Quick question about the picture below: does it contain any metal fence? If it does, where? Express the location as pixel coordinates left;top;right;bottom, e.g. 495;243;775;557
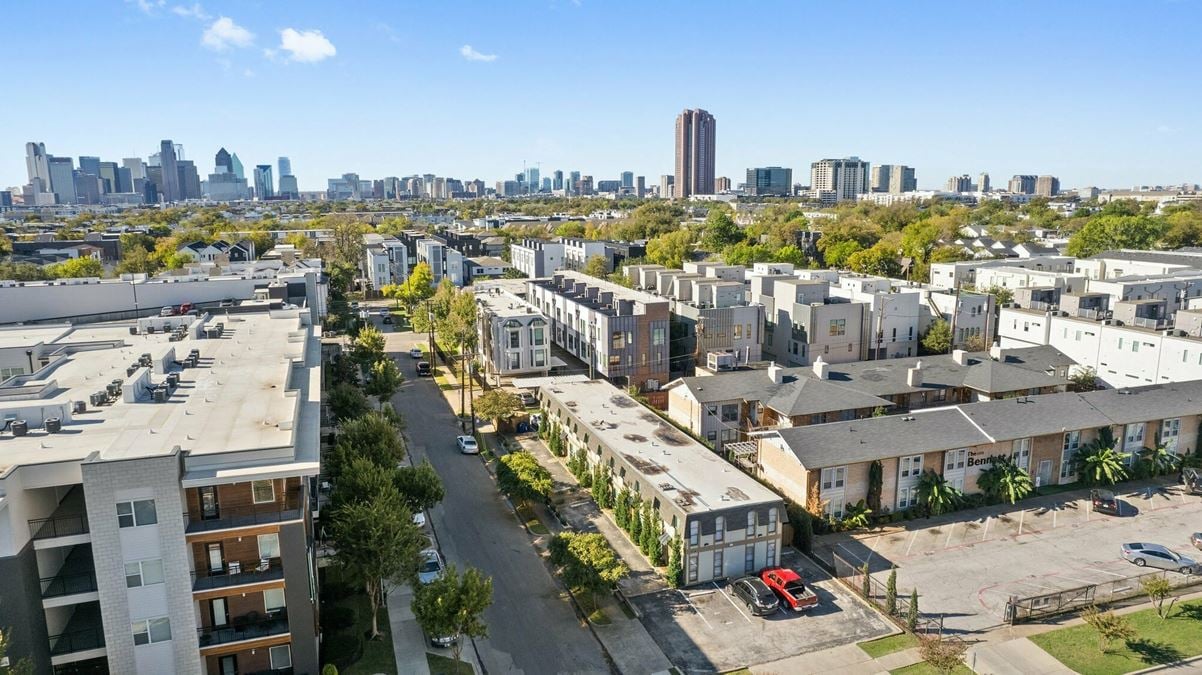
1006;568;1202;624
831;550;944;637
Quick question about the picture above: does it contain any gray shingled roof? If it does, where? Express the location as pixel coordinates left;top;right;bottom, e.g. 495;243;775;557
957;395;1112;441
1080;381;1202;425
775;408;989;467
960;360;1064;394
675;368;891;417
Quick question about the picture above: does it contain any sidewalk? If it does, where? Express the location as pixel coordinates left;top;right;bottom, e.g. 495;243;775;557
752;642;925;675
387;582;431;675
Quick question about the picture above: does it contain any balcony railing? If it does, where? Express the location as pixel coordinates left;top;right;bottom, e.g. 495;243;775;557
29;514;89;541
49;626;105;656
192;558;284;592
197;610;289;648
42;571;98;598
185;488;305;533
1131;316;1169;330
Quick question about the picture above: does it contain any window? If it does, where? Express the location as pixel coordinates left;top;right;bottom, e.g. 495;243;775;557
767;541;777;566
1161;418;1181;453
269;645;292;670
508;329;521;349
132;617;171;646
824;495;845;519
767;508;778;534
744;545;756;574
688;520;699;547
608;355;621;366
531;326;545;346
611;331;624;349
687;554;699;583
264;588;287;613
714;516;725;543
820;467;845;490
897;485;919;509
1132;341;1140;353
533;350;546;367
746;511;756;536
721;404;738;422
1061;431;1081;479
652;327;665;346
829;319;846;336
252;480;275;504
706;431;717;443
125;559;165;588
733;324;743;339
713;550;724;578
900;455;923;478
258;533;281;559
507;352;521;370
1012;438;1031;469
945;448;967;471
1118;337;1124;349
0;366;24;380
117;499;157;528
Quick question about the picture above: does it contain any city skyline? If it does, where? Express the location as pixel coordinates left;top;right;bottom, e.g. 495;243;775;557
2;1;1201;190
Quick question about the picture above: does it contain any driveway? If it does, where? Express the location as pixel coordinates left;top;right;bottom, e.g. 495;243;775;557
632;548;892;673
816;481;1202;633
385;328;612;674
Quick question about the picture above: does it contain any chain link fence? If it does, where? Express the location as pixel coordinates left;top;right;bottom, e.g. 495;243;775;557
1005;568;1202;624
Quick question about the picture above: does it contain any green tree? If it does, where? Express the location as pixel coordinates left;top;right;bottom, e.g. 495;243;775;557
920;319;952;355
840;499;872;529
438;289;479;416
861;563;872;599
885;566;898;615
365;358;403;408
1073;428;1129;486
917;635;968;675
979;285;1014;306
977;457;1033;504
1139;445;1181;477
866;461;883;513
614;486;631;529
115;246;162;275
666;534;683;588
330;457;399;513
917;469;960;515
1081;606;1136;653
330;488;423;639
329;411;405;477
1066;213;1166;258
0;625;32;675
395;460;445;514
327;382;371;423
474;390;522;429
496;451;553;509
352;325;387;367
46;256;104;278
1141;576;1178;619
907;589;919;632
582;254;610;279
700;209;744;251
412;565;494;666
820;239;864;268
1068;366;1099;392
549;532;629;608
646;230;695;269
847;243;901;277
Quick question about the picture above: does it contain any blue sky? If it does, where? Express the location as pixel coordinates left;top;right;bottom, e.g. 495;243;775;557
2;1;1200;191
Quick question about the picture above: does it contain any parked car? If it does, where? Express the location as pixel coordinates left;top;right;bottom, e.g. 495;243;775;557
730;576;780;616
378;308;389;317
1091;489;1121;516
518;391;537;407
409;347;424;359
219;299;235;308
1191;532;1202;550
1121;542;1199;574
760;567;818;612
412;511;427;528
418;548;444;584
159;306;176;317
416;361;431;376
427;631;458;648
382;315;393;325
457;435;479;454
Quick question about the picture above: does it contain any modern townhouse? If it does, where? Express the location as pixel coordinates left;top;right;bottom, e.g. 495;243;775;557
361;233;409;291
664;346;1072;452
0;308;321;675
748;381;1202;518
526;272;670;391
537;380;785;585
928;256;1078;291
177;240;256;264
752;277;865;367
560;238;611;272
463;256;512;284
416;238;465;286
474;286;553;384
509;239;565;278
830;275;921;360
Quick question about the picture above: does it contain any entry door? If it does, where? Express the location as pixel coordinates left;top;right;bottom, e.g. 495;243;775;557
211;598;229;627
1036;459;1053;488
218;654;237;675
207;543;224;574
199;486;220;520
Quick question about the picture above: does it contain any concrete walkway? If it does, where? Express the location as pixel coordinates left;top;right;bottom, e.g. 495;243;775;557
752;642;925;675
387;582;432;675
968;638;1074;675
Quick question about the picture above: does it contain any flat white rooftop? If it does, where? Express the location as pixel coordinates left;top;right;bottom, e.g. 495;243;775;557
0;310;318;474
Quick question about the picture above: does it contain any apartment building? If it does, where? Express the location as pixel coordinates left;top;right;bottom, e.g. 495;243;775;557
362;233;409;290
751;381;1200;518
830;275;920;360
538;380;784;585
509;239;565;278
752;277;865;367
0;309;320;675
526;271;670;391
474;286;553;383
560;238;611;272
664;346;1071;452
928;256;1078;291
416;238;465;286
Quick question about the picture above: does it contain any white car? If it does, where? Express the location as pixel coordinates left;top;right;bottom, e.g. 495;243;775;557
409;347;424;359
418;548;444;584
456;435;479;454
378;308;389;317
412;511;427;528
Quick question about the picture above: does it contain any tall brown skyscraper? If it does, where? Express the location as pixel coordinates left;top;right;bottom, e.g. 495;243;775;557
674;108;716;199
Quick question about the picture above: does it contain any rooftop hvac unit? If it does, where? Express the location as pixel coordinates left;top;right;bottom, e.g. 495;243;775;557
127;365;139;377
106;382;122;397
11;420;28;436
129;326;139;335
90;391;107;407
166;373;180;388
45;418;61;433
153;387;169;403
189;348;200;359
72;400;87;415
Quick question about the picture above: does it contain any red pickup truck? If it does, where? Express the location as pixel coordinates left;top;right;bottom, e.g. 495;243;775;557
761;567;818;612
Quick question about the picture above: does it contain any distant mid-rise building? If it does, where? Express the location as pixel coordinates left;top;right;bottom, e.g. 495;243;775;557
871;164;916;194
214;148;233;174
746;166;793;196
254;165;275;199
279;175;299;200
78;155;101;179
230;152;245;179
48;156;77;204
123;157;147;181
1009;174;1038;194
636;175;646;197
25;141;51;192
1035;175;1060;197
660;174;674;199
674;108;716;199
946;174;974;193
552;170;564;191
159;139;181;202
576;175;594;196
524;166;540;194
811;157;869;202
597;179;621;193
98;161;120;193
620;171;634;189
568;171;581;197
177;160;202;200
715;176;731;192
278;156;292;180
978;172;991;192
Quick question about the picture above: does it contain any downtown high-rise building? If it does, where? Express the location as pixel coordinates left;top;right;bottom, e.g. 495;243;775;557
620;171;634;189
946;174;974;193
552;170;564;191
214;148;233;174
978;173;991;192
811;157;869;202
158;139;181;202
48;156;77;204
78;156;101;179
25;142;50;190
674;108;716;199
870;165;916;194
254;165;275;200
524;166;540;194
568;171;581;196
660;174;674;199
230;153;245;180
1035;175;1060;197
1008;174;1038;194
278;157;292;179
746;166;793;196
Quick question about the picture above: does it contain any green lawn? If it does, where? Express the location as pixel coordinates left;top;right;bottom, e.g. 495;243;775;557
890;663;973;675
860;632;919;658
1030;600;1202;675
427;652;475;675
325;568;397;675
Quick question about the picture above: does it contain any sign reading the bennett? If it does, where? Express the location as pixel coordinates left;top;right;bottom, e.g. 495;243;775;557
967;449;1007;468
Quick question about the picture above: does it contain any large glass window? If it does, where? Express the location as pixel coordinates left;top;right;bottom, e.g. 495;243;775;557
1061;431;1081;479
270;645;292;669
252;480;275;504
767;508;778;534
900;455;923;478
652;327;665;346
264;588;287;612
531;326;545;346
688;521;699;547
746;511;756;536
117;499;157;528
829;319;846;336
258;533;281;559
125;559;165;588
744;544;756;574
714;516;724;543
721;404;738;422
132;617;171;646
611;331;624;349
712;550;724;579
820;467;845;490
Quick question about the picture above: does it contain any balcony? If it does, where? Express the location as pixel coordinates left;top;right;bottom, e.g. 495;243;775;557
197;610;289;649
29;486;89;545
192;557;284;592
42;546;97;602
49;602;106;665
185;487;305;534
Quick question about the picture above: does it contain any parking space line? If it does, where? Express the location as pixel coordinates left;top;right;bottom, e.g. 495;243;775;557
1084;566;1127;578
1053;509;1057;529
905;529;919;556
1018;508;1026;535
944;523;957;548
714;581;753;623
677;590;714;630
981;516;991;541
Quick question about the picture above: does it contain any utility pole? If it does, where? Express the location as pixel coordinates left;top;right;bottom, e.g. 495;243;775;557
948;287;960;354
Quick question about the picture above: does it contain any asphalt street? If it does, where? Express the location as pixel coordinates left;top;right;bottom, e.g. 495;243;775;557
384;326;612;675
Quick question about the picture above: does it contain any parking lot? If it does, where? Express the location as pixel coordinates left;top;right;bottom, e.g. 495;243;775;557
633;548;893;673
817;480;1202;634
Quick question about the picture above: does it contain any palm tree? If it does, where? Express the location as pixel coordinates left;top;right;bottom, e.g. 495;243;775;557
977;457;1034;504
1074;428;1129;486
916;470;961;515
1139;445;1180;477
839;500;873;530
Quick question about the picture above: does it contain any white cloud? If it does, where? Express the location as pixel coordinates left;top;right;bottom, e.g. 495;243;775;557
243;68;255;78
277;28;337;63
202;16;255;51
460;44;497;62
375;22;400;44
171;3;209;20
130;0;165;14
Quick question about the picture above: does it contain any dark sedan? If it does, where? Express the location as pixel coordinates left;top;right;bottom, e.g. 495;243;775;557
730;576;780;616
1091;489;1121;516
